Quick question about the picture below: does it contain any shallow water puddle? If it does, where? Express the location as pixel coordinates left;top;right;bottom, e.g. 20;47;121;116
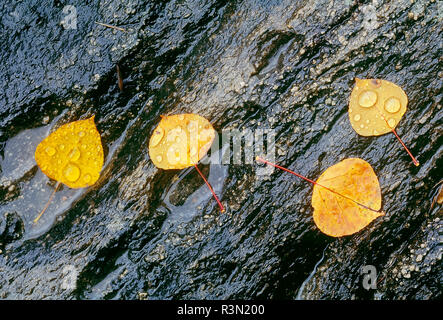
159;145;229;231
1;126;48;183
10;171;81;240
0;117;86;240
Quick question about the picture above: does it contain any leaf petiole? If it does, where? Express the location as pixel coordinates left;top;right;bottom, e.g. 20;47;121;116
194;164;225;213
376;108;419;166
33;181;61;224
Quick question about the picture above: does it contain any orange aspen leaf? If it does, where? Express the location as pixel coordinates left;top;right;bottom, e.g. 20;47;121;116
256;157;384;237
311;158;383;237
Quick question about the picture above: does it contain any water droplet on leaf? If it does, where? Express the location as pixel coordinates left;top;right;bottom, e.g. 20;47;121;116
63;163;81;182
45;146;56;156
68;147;81;161
358;90;377;108
384;97;401;113
83;174;91;183
388;118;396;128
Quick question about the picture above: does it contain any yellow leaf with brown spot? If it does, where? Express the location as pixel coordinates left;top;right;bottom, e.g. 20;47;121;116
311;158;383;237
35;116;104;188
149;114;215;170
349;78;408;136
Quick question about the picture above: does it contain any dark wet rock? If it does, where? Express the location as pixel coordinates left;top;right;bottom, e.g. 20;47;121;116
0;212;24;251
0;0;442;299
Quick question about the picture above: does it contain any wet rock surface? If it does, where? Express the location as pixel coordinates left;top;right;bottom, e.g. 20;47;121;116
0;0;441;299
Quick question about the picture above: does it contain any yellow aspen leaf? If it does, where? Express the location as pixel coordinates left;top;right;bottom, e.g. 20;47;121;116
311;158;383;237
35;116;104;188
349;78;407;136
348;78;419;166
149;114;215;170
149;113;224;212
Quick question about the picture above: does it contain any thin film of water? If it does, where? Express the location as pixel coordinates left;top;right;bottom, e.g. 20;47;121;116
159;144;229;232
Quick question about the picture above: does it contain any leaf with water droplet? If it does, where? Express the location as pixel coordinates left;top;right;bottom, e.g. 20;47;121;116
349;78;419;166
33;116;104;222
311;158;384;237
148;114;223;212
349;78;407;136
148;114;215;170
35;116;104;188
